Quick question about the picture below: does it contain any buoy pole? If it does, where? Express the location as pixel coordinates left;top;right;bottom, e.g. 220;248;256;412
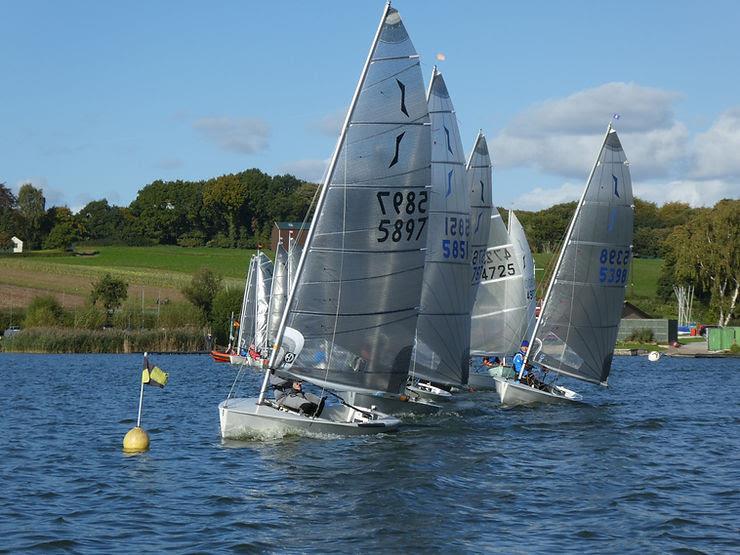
136;375;145;428
123;352;151;453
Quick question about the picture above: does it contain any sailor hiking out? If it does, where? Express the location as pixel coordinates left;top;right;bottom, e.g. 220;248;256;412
270;373;326;417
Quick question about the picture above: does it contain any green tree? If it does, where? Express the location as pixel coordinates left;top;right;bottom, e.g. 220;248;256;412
43;207;86;249
17;183;46;249
90;273;129;325
77;199;124;240
182;267;223;320
210;287;244;344
665;199;739;326
24;295;67;328
203;174;249;247
129;180;206;244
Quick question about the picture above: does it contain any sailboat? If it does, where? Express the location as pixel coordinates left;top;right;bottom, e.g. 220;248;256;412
219;3;431;436
210;310;237;362
229;252;273;365
404;67;471;404
467;208;537;389
494;124;633;405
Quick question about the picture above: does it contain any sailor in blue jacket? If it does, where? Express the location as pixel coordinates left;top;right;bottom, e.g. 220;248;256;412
512;340;529;378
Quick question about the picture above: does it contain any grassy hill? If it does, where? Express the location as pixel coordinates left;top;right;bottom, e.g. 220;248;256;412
0;246;260;310
1;245;668;316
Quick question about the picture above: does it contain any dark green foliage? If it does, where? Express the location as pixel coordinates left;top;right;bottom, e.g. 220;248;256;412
23;295;68;328
78;199;125;240
182;267;222;320
210;287;244;344
0;307;26;331
43;207;86;249
90;273;129;319
626;328;655;343
17;183;45;249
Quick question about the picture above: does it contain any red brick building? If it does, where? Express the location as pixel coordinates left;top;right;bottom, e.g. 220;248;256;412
271;222;310;252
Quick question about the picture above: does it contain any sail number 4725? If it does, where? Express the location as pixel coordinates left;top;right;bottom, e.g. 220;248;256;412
598;248;630;283
376;190;428;242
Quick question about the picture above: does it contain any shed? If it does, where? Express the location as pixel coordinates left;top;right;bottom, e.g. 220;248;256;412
622;301;653;319
11;236;23;253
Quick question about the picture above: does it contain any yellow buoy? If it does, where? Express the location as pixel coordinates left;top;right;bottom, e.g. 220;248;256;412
123;426;150;453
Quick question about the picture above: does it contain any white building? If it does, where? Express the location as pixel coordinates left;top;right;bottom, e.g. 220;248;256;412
11;236;23;253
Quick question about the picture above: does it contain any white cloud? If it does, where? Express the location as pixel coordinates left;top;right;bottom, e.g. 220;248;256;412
512;182;583;211
193;116;269;154
491;82;688;180
279;159;329;183
634;178;739;207
308;108;346;137
691;108;740;179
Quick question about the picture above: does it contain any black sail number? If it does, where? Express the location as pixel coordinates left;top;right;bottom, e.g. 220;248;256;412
377;190;428;243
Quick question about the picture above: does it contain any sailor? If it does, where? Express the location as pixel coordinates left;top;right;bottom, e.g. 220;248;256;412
269;373;325;417
512;340;529;377
482;356;500;368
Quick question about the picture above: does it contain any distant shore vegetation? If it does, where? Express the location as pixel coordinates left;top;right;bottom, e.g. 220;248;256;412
0;171;736;351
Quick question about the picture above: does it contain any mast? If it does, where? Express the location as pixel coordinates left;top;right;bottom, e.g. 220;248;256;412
259;3;393;403
522;123;613;373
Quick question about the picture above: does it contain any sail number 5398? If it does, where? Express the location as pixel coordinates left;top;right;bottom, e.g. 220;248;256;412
376;190;428;243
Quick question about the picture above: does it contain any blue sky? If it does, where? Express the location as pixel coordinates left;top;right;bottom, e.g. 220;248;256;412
2;0;739;211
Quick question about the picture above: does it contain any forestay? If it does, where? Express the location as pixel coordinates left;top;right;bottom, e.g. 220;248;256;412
469;206;525;356
254;252;273;355
410;68;471;387
509;210;537;341
467;132;493;307
236;255;257;354
528;126;633;385
267;242;288;342
271;5;431;395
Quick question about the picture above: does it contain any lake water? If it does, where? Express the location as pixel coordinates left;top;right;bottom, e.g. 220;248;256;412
0;353;737;553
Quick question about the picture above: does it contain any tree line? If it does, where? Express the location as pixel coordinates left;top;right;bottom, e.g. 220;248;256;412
0;169;317;250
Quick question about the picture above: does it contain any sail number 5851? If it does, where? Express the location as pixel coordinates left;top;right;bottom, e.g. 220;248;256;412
377;190;428;243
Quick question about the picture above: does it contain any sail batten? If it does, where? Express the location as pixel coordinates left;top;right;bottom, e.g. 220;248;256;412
268;5;431;395
527;125;633;384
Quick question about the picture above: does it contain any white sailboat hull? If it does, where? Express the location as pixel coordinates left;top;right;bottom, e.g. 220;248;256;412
229;355;250;365
405;382;453;403
467;366;516;391
219;398;401;438
494;377;583;406
341;391;442;416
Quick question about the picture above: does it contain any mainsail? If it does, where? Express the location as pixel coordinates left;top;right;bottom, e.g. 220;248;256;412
267;241;288;342
254;252;273;355
269;5;431;395
287;235;302;293
527;125;633;385
236;255;257;354
467;132;492;307
410;68;471;387
469;206;525;356
509;210;537;342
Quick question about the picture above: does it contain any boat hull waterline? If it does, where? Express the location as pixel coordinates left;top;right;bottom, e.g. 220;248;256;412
493;377;583;406
342;391;442;416
467;366;516;391
219;398;401;438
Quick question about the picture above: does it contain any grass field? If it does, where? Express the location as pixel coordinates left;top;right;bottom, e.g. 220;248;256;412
0;246;668;315
0;246;260;310
532;253;662;301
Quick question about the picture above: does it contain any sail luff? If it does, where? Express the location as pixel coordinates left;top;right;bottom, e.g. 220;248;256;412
523;124;613;368
266;3;393;372
237;256;257;353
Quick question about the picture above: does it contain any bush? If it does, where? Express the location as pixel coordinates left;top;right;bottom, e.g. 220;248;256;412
72;305;107;329
211;287;244;344
182;267;222;320
112;300;158;330
23;295;68;328
626;328;655;343
177;230;206;248
157;302;205;329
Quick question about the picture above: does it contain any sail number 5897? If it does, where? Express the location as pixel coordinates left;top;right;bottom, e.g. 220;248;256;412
376;190;428;243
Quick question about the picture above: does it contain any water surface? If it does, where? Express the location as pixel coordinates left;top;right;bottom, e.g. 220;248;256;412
0;354;737;553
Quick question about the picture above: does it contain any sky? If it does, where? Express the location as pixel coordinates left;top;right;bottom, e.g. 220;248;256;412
2;0;739;212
